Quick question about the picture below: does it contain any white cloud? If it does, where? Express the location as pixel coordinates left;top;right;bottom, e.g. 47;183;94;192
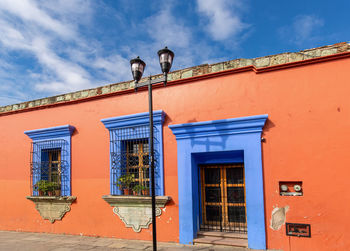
0;95;24;106
0;0;131;98
38;0;93;18
196;0;248;41
138;4;225;75
293;15;324;42
0;0;75;39
30;37;92;92
0;19;29;50
93;54;131;84
0;0;94;95
119;5;195;77
279;15;324;45
0;76;29;105
145;8;191;48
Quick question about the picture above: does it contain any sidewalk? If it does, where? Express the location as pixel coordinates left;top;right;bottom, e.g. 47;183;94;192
0;231;267;251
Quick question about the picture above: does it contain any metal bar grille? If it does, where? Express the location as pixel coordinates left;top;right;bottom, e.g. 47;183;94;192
30;139;68;196
110;125;159;196
200;164;247;233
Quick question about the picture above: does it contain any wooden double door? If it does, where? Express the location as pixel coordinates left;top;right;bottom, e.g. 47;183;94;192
200;164;247;233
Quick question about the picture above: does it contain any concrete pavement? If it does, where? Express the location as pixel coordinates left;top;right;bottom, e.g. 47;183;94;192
0;230;269;251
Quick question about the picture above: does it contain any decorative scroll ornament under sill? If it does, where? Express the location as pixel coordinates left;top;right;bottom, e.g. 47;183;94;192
102;195;171;232
26;196;76;223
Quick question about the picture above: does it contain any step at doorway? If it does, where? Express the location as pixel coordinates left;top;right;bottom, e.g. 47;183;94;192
193;231;248;247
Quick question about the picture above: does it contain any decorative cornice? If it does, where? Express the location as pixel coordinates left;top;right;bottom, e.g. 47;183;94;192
101;110;165;129
26;196;76;223
24;125;75;141
169;114;268;139
102;195;171;232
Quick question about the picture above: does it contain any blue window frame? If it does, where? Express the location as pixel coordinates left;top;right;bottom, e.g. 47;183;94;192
25;125;75;196
101;111;165;196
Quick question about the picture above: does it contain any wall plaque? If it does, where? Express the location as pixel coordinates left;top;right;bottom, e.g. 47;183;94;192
286;223;311;237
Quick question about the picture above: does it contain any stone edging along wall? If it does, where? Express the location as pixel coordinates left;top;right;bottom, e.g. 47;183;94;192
1;42;349;115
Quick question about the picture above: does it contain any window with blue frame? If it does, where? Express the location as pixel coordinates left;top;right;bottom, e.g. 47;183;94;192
112;128;151;196
101;111;165;196
25;125;75;196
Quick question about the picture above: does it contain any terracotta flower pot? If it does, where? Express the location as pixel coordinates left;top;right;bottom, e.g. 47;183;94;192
123;189;132;195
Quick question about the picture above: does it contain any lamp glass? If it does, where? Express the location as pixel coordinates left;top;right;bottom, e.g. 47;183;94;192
131;62;144;73
159;53;173;64
157;47;174;74
130;57;146;82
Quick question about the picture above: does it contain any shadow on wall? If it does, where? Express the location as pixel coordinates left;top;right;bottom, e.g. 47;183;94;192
186;119;230;151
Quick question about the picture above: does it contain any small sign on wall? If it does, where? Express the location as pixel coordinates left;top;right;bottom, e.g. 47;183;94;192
286;223;311;237
279;181;303;196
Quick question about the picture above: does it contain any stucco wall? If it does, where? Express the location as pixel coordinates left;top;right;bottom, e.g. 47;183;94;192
0;51;350;250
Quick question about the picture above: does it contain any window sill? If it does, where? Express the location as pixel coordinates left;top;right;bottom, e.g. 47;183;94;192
102;195;171;232
102;195;170;207
26;196;76;223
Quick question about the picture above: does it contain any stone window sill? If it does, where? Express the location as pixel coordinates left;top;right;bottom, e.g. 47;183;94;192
102;195;171;232
26;196;76;223
102;195;170;207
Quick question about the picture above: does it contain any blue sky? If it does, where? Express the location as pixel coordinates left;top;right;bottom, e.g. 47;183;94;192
0;0;349;106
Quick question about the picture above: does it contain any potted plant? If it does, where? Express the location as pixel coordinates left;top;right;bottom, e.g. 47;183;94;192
142;186;150;196
34;180;50;196
132;184;144;196
116;173;135;195
34;180;60;196
132;184;150;196
47;182;59;196
54;183;61;196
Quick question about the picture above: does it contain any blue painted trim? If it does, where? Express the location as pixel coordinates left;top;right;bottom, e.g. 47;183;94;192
24;125;75;140
101;110;165;129
192;150;244;165
101;111;165;196
169;115;267;250
24;125;75;196
169;115;267;139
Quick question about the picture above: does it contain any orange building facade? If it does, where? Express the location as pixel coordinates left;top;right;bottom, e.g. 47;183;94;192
1;42;350;250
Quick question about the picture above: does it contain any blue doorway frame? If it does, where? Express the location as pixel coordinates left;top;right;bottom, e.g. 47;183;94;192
169;114;268;250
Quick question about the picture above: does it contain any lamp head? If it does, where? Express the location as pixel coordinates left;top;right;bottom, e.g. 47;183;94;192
157;47;174;74
130;56;146;83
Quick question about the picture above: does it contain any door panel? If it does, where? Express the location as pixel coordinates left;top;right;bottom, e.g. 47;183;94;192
200;164;246;233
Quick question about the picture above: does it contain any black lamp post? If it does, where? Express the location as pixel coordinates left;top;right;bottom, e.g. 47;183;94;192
130;47;174;251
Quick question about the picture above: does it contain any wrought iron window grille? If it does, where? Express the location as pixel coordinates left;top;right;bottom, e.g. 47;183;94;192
30;139;69;196
110;125;160;196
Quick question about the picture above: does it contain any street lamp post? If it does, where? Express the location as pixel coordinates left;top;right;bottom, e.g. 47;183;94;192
130;47;174;251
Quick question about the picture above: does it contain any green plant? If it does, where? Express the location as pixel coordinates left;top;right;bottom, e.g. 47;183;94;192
132;184;150;195
34;180;50;195
116;173;135;190
132;184;145;194
47;182;57;192
142;186;150;196
53;182;61;191
34;180;58;195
